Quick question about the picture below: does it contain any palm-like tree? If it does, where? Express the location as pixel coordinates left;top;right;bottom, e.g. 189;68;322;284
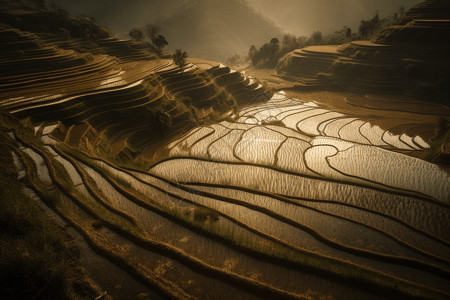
172;49;188;69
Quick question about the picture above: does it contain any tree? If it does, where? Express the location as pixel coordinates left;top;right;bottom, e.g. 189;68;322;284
258;43;272;62
248;45;257;60
346;27;352;41
296;36;307;48
310;31;323;45
281;34;299;54
172;49;188;69
370;11;380;36
359;20;370;39
129;28;144;42
153;34;168;52
145;24;161;41
269;37;280;54
145;24;168;51
359;12;380;40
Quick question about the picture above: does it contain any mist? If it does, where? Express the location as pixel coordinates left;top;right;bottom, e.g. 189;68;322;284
248;0;423;35
53;0;422;35
52;0;423;61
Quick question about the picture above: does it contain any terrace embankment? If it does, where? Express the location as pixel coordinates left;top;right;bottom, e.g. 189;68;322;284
1;1;449;299
0;27;270;164
276;0;450;102
5;104;449;299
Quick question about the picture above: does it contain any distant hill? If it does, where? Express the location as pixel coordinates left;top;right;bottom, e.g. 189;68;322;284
51;0;282;62
158;0;283;61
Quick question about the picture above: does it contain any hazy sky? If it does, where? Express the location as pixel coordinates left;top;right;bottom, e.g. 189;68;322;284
53;0;423;37
248;0;423;35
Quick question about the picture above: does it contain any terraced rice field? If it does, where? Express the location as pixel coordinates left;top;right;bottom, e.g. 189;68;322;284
1;27;269;160
8;88;449;299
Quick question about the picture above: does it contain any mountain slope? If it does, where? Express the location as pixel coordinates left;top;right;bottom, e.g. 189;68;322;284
159;0;282;61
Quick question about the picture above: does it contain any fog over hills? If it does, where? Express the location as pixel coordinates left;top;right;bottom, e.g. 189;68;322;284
158;0;282;61
249;0;423;35
52;0;422;61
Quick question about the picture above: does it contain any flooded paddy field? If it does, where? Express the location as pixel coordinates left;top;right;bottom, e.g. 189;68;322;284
10;91;450;299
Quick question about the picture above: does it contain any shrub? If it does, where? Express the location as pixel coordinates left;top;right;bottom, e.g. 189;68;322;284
129;27;144;42
172;49;188;68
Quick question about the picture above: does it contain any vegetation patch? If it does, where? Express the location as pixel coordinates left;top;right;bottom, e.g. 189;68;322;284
0;125;97;299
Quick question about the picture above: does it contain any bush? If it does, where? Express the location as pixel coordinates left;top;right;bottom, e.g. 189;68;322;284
172;49;188;68
129;28;144;42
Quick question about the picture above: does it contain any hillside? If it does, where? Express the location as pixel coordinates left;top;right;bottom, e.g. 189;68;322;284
1;1;449;299
276;0;450;102
50;0;282;62
158;0;282;61
0;0;270;163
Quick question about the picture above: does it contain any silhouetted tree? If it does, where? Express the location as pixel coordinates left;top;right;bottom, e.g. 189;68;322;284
346;27;352;41
129;28;144;42
259;43;271;59
359;12;380;40
371;11;380;34
153;34;168;52
269;37;280;53
248;45;257;60
249;37;283;67
145;24;168;51
359;20;370;39
281;34;299;54
296;36;307;48
172;49;188;69
309;31;323;45
145;24;161;41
